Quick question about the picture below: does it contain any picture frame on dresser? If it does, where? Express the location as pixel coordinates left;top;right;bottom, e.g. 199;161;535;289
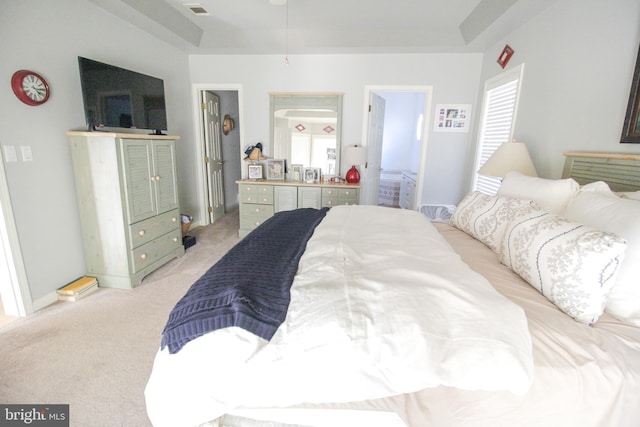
248;164;263;180
266;159;286;180
304;167;321;184
290;164;304;182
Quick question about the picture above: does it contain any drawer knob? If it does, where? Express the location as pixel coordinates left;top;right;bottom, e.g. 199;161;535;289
138;230;145;237
345;191;350;195
262;198;268;202
255;208;260;212
173;237;178;243
247;187;251;191
255;221;261;226
140;253;147;260
327;201;333;205
172;217;177;222
247;197;252;201
328;190;333;194
262;188;268;192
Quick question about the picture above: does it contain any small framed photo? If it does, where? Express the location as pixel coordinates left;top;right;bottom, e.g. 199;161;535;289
497;44;514;69
304;167;321;184
248;164;263;180
267;159;286;180
290;164;304;182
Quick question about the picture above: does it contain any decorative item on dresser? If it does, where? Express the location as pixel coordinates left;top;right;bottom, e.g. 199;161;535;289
303;167;320;184
343;145;367;184
248;164;263;180
67;131;184;289
236;180;359;238
266;159;286;180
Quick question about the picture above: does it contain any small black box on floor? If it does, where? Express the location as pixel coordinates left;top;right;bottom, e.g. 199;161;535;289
183;235;196;249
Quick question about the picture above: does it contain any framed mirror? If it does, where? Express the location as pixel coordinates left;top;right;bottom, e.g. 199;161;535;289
270;93;343;178
621;44;640;143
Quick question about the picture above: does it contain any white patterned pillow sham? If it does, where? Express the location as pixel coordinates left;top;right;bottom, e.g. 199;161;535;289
564;186;640;325
499;207;627;325
450;192;537;253
497;171;580;214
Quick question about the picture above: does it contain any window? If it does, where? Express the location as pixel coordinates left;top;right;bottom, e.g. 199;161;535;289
471;64;525;195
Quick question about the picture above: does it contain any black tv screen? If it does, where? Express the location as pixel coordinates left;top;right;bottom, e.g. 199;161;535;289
78;57;168;134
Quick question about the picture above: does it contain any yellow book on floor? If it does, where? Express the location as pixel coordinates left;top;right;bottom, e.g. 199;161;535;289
57;276;98;296
58;283;99;302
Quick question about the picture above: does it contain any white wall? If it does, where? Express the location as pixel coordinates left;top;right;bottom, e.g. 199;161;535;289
472;0;640;182
378;92;424;173
0;0;194;305
189;53;482;206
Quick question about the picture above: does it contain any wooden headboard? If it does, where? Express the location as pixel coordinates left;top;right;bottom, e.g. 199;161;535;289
562;151;640;192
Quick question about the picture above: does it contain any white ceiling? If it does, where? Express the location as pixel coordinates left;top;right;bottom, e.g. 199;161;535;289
89;0;559;54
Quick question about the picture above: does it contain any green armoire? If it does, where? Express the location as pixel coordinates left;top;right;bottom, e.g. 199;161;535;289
68;131;184;289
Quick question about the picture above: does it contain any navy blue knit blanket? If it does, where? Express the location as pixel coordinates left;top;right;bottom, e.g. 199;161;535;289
161;207;329;354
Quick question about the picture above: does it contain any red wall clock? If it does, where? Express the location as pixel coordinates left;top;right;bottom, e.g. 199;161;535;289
11;70;50;106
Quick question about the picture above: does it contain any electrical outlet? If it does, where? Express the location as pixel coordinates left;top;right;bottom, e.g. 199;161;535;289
3;146;18;163
20;146;33;162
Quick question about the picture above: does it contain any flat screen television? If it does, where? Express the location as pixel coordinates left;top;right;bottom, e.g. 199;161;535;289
78;57;168;134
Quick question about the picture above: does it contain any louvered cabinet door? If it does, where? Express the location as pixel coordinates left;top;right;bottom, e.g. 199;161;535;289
122;139;157;224
152;140;179;214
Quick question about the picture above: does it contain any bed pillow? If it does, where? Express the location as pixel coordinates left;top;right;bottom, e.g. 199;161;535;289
617;191;640;200
499;207;627;325
497;171;579;214
450;191;537;253
563;188;640;325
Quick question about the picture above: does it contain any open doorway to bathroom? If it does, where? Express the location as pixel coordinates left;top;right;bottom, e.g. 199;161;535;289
361;86;432;209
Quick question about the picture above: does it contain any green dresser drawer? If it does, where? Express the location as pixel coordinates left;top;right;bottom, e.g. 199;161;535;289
128;209;180;249
240;204;274;230
240;184;274;204
322;187;359;207
130;228;182;273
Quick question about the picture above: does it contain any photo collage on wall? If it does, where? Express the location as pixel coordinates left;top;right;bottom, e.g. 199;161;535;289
433;104;471;132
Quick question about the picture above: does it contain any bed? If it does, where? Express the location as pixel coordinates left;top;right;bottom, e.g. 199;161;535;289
145;151;640;427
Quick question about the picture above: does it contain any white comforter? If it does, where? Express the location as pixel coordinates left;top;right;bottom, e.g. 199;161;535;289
145;206;533;427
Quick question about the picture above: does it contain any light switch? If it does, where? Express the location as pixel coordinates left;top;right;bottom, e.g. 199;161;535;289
3;146;18;163
20;146;33;162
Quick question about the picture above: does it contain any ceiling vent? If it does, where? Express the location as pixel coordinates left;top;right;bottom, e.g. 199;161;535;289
184;3;210;15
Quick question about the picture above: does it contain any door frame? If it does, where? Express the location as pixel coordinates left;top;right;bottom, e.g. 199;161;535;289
0;148;32;317
361;85;433;208
192;83;243;226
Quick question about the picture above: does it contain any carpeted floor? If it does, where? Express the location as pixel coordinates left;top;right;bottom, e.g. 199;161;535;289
0;209;240;426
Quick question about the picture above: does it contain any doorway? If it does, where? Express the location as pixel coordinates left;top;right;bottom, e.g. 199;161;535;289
0;148;32;319
361;86;433;209
195;86;242;226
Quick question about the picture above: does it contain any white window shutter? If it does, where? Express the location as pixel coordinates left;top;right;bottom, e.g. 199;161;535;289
472;65;524;195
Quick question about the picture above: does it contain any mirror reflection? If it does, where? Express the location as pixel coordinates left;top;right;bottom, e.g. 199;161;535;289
270;93;343;179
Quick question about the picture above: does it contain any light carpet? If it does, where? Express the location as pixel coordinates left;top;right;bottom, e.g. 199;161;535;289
0;209;240;426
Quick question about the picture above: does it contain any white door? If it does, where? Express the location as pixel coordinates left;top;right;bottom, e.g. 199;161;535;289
364;93;386;205
202;91;225;223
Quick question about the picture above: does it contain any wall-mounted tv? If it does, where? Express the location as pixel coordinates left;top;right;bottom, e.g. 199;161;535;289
78;57;168;134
